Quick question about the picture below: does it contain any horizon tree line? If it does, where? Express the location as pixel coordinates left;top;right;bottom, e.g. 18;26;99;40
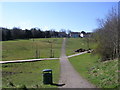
0;27;67;41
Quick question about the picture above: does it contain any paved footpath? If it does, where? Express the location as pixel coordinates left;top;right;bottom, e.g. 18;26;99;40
0;58;59;64
0;43;89;64
59;38;96;88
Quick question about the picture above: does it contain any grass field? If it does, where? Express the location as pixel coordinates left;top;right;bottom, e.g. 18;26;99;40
2;59;60;88
2;38;63;61
2;38;119;88
66;38;96;56
69;53;118;88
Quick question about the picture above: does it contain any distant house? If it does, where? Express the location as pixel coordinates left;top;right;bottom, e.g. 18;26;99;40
84;32;92;38
69;32;81;38
80;33;84;38
58;32;67;37
80;31;92;38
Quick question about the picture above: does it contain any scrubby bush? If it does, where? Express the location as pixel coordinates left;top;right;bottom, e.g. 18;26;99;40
93;7;119;61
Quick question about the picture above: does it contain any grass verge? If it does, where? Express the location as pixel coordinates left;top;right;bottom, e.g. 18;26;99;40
2;59;60;88
69;53;118;88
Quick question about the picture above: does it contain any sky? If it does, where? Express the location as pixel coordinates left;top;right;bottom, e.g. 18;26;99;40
1;2;118;32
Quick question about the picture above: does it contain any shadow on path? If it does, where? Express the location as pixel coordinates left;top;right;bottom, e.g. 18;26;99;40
50;83;65;86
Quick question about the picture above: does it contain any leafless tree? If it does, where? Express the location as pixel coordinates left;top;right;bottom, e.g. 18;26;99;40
94;7;119;61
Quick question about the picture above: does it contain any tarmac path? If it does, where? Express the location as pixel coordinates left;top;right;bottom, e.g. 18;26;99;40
59;38;96;88
0;58;59;64
0;50;89;64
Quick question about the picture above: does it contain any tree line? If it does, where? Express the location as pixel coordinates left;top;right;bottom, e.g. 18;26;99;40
93;7;119;61
1;27;62;41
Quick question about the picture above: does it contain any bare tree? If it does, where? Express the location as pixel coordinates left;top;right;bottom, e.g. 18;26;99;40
94;7;118;61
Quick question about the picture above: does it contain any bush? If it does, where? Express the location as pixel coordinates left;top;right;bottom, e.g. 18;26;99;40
93;7;119;61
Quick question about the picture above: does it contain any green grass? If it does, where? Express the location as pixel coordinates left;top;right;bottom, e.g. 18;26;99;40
66;38;95;56
69;53;119;88
2;38;63;61
2;59;60;88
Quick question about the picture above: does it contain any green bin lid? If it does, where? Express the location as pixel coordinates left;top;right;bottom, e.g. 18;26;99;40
43;69;52;72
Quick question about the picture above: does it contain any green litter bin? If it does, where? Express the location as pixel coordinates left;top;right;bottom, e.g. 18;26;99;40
42;69;53;84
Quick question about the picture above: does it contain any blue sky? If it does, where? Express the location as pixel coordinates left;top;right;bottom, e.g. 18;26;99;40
1;2;118;32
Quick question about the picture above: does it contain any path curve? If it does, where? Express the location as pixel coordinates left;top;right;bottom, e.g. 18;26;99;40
59;38;96;88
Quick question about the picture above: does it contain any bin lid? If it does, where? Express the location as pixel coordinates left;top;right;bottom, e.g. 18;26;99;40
43;69;52;72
